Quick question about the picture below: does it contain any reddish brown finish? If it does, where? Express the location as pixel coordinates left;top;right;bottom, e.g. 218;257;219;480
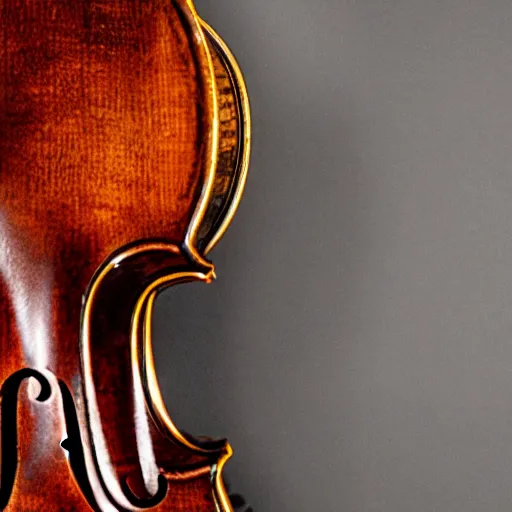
0;1;245;510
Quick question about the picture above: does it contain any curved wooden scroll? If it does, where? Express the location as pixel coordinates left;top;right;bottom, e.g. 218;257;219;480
0;1;250;510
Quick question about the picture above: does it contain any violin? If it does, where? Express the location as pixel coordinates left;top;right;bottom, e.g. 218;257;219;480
0;1;250;510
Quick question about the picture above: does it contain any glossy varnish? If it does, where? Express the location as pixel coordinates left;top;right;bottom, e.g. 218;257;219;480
0;0;250;510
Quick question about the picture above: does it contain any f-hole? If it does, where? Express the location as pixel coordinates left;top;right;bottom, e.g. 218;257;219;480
0;369;52;509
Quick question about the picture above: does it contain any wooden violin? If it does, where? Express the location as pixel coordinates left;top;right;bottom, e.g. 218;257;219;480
0;1;250;510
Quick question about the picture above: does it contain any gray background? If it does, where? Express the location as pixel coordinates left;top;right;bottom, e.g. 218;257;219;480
153;1;512;511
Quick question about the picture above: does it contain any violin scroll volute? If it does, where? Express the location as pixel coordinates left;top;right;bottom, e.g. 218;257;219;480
0;1;250;510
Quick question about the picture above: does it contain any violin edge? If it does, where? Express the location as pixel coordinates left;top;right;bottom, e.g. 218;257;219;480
197;20;252;256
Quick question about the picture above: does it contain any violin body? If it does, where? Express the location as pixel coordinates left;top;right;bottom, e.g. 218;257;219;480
0;1;250;510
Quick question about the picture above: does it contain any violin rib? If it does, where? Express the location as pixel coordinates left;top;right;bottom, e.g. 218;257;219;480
0;0;250;510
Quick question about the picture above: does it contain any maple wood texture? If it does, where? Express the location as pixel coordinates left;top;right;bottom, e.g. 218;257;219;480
0;0;246;510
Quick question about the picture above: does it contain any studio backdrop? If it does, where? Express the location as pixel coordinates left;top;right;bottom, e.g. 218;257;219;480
154;2;512;511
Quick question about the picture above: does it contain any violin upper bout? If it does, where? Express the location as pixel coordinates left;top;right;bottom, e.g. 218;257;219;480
0;0;220;271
